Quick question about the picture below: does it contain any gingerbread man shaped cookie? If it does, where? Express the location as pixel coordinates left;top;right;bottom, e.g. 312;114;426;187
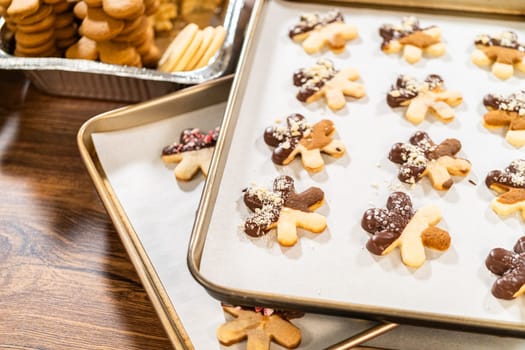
217;306;302;350
289;10;358;54
264;113;345;172
294;58;365;111
485;159;525;220
243;175;326;247
389;131;471;190
361;192;451;268
472;31;525;80
486;236;525;300
379;16;445;64
387;74;462;124
483;90;525;147
161;127;219;181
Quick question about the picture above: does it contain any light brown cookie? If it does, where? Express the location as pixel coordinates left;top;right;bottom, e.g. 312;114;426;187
264;113;345;172
141;44;160;68
51;0;71;13
217;306;302;350
79;7;125;41
6;0;40;19
15;27;55;47
362;192;451;268
14;38;56;56
73;1;87;19
54;12;74;28
294;58;365;111
112;15;148;44
16;12;55;33
98;40;141;66
143;0;159;15
102;0;144;19
55;24;77;41
65;36;99;60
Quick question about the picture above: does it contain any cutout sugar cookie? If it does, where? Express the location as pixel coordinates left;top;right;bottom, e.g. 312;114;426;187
483;90;525;147
362;192;451;268
264;113;345;172
217;306;302;350
294;58;365;111
485;159;525;220
161;127;219;181
389;131;471;190
379;16;445;64
486;236;525;300
472;31;525;80
243;175;326;247
387;74;462;124
289;9;358;54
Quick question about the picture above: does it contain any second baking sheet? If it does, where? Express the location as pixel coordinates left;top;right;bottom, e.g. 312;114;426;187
194;0;525;333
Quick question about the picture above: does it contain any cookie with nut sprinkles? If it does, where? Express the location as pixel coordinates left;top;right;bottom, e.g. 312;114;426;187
387;74;462;125
289;9;358;54
472;31;525;80
485;159;525;220
361;191;451;268
294;58;365;111
483;90;525;147
242;175;326;247
389;131;471;191
379;16;445;64
264;113;345;172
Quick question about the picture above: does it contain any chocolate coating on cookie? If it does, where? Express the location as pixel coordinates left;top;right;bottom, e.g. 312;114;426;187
162;127;219;155
289;10;344;39
389;131;461;186
293;58;337;102
379;16;435;49
264;114;311;165
387;74;443;107
486;236;525;299
484;91;525;116
361;192;414;255
486;159;525;190
243;175;324;236
475;31;525;51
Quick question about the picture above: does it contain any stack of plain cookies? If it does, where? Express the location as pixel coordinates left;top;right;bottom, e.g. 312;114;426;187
158;22;226;72
2;0;78;57
67;0;161;68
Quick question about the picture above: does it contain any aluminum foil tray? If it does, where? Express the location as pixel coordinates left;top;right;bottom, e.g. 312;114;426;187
0;0;246;102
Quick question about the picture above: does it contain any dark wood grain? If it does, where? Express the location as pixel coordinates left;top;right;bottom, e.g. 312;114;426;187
0;71;172;350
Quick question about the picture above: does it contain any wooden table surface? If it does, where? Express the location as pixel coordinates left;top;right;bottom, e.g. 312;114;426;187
0;70;173;350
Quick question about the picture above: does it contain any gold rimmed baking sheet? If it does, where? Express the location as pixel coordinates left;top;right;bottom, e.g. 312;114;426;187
289;0;525;16
188;0;525;339
77;76;400;349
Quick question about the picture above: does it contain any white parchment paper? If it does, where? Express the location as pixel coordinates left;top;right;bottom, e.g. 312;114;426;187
199;0;525;336
92;101;525;348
